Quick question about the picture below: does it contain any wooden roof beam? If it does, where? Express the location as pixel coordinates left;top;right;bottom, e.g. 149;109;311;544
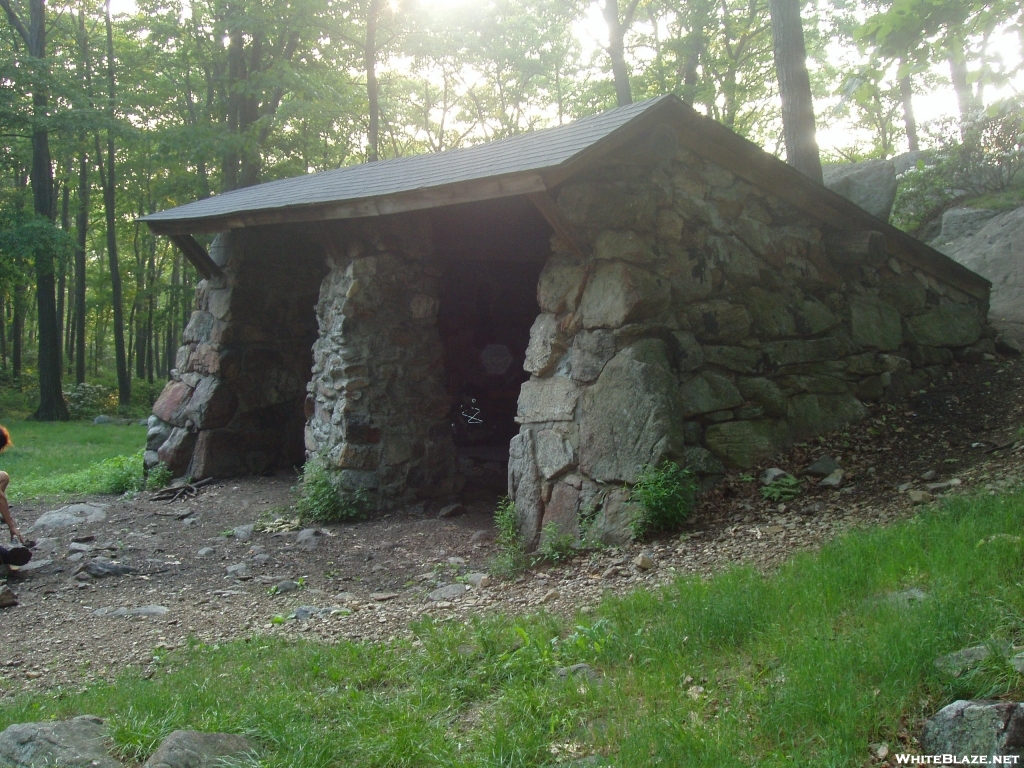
527;190;586;260
169;234;223;280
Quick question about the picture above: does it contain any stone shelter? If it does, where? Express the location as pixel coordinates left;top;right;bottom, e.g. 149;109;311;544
142;94;992;546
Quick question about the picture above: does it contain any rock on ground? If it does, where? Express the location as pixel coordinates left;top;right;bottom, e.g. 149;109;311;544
143;730;252;768
0;715;123;768
921;700;1024;759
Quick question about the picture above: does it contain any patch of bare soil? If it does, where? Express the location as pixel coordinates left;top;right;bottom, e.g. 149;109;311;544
3;356;1024;698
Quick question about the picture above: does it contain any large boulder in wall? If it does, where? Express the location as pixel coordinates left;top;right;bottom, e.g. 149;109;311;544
579;339;686;484
822;159;898;222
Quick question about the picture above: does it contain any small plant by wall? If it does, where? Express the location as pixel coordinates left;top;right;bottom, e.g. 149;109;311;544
628;462;697;540
491;496;528;579
297;456;368;523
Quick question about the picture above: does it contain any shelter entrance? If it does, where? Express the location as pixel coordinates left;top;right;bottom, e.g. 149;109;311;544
431;197;552;491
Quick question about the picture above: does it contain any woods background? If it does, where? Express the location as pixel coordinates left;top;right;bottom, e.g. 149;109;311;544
0;0;1020;418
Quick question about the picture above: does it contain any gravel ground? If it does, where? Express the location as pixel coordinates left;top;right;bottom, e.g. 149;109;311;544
2;355;1023;698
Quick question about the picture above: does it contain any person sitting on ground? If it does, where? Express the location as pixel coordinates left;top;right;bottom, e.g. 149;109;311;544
0;426;32;569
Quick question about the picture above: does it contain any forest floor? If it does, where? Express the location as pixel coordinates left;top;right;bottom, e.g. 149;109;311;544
2;354;1024;698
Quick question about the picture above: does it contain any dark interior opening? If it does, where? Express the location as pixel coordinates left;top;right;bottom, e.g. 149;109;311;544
431;196;552;491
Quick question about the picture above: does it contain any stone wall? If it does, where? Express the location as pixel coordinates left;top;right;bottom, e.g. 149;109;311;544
303;214;459;506
510;128;991;548
147;226;328;478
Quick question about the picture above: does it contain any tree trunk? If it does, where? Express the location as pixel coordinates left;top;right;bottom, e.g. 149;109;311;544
12;282;24;380
56;179;68;376
949;53;978;125
99;0;129;406
0;292;6;370
602;0;633;107
18;0;69;419
898;70;919;152
769;0;822;183
365;0;382;161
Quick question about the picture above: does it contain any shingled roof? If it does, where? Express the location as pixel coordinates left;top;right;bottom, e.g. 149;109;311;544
143;95;990;301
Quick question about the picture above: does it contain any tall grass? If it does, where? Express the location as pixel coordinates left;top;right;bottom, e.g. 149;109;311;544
3;489;1024;765
0;421;147;501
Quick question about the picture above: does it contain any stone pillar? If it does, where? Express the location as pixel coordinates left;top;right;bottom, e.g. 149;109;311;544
304;216;458;507
149;226;327;478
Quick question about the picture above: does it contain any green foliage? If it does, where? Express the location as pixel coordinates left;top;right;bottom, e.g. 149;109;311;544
4;489;1024;763
490;496;528;579
296;457;367;523
64;383;119;420
628;461;696;539
894;101;1024;232
145;463;174;491
761;474;803;502
537;522;576;564
0;420;147;500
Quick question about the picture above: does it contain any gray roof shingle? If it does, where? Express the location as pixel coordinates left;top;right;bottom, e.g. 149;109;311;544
142;96;672;225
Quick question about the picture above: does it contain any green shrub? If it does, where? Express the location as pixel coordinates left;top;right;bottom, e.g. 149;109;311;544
64;382;118;420
145;463;174;491
491;496;528;579
761;474;803;502
297;457;368;523
538;522;577;564
893;100;1024;232
628;461;696;539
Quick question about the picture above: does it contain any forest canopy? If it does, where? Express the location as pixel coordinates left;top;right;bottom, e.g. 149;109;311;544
0;0;1021;417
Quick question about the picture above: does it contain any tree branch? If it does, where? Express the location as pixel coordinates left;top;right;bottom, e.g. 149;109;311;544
0;0;30;47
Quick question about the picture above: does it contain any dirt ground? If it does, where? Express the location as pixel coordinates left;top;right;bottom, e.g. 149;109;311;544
3;354;1024;698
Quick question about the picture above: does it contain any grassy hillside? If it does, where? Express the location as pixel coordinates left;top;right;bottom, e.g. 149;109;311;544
3;487;1023;765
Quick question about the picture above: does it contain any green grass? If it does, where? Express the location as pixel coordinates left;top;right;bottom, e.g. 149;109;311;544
4;488;1024;764
0;420;147;501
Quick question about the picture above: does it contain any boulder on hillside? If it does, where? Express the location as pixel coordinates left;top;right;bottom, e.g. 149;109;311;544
0;715;123;768
921;700;1024;759
932;206;1024;348
823;159;898;222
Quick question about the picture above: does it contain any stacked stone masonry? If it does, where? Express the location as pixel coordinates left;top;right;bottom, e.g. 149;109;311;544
149;123;991;548
509;134;990;549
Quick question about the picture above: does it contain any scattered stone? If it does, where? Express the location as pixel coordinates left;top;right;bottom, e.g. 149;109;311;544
466;573;492;589
197;547;215;557
935;643;1011;677
804;456;841;478
897;482;913;493
68;541;93;553
18;558;51;572
225;563;248;578
921;470;938;481
438;503;466;519
908;489;934;505
868;742;889;761
555;663;600;680
29;503;108;533
634;552;655;570
800;502;825;517
293;606;328;621
232;524;254;542
447;556;466;566
273;580;299;594
84;559;134;578
0;585;17;608
370;592;400;602
296;528;319;550
428;584;469;601
469;530;493;545
818;469;845;488
0;715;122;768
926;481;955;493
760;468;789;486
921;700;1024;759
142;730;253;768
541;589;560;603
601;566;619;579
92;605;169;618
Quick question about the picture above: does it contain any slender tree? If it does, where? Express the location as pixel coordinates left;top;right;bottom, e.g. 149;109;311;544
0;0;69;418
769;0;822;182
96;0;130;405
602;0;640;106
